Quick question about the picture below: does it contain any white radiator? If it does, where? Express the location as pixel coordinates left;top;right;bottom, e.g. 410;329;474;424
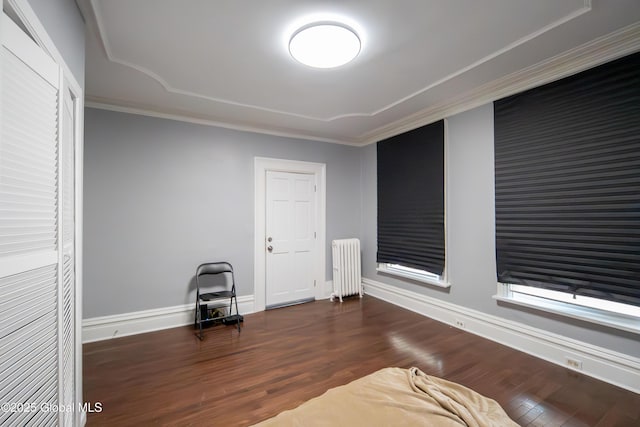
331;238;362;302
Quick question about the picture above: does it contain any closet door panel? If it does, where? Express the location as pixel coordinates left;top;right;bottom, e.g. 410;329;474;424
0;12;60;427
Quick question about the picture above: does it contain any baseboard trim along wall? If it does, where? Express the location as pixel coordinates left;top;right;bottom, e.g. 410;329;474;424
323;280;334;299
362;278;640;394
82;295;255;343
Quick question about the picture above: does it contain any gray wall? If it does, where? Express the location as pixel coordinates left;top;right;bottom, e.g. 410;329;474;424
360;104;639;358
83;95;636;357
83;108;361;318
27;0;85;88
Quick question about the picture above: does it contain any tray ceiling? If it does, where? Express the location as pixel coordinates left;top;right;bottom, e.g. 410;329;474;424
79;0;640;145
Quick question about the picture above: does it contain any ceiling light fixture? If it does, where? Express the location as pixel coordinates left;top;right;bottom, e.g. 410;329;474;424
289;22;361;68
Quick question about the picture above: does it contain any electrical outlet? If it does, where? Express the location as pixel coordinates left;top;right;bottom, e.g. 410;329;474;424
566;357;583;370
454;319;465;329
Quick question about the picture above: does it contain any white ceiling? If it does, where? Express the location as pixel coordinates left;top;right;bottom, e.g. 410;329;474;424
78;0;640;145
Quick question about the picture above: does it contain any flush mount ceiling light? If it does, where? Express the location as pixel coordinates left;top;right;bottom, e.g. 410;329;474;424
289;23;361;68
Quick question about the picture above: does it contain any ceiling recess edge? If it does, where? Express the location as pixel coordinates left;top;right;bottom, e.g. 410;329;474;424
358;20;640;146
88;0;591;123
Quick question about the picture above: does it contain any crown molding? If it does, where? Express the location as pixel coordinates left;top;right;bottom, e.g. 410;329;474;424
87;16;640;149
358;20;640;145
87;0;590;123
351;0;591;122
85;98;362;146
84;2;638;147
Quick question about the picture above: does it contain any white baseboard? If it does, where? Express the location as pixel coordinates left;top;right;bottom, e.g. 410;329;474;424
82;295;255;343
363;278;640;394
323;280;333;299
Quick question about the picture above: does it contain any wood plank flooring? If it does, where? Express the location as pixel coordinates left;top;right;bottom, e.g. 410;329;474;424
83;296;640;426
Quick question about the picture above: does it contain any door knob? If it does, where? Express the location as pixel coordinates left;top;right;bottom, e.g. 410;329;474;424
267;237;273;242
267;245;273;252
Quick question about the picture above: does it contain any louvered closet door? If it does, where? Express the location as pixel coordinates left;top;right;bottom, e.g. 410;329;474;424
0;13;61;427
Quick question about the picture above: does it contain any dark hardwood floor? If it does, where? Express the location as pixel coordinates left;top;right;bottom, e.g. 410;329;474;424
83;296;640;426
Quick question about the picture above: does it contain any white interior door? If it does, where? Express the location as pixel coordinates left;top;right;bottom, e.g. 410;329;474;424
265;171;316;308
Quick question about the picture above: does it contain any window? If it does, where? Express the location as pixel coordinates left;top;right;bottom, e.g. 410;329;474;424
493;51;640;331
376;263;447;287
377;120;447;287
509;285;640;318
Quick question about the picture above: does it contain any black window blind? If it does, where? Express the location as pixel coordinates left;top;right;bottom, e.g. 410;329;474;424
494;51;640;307
377;120;445;275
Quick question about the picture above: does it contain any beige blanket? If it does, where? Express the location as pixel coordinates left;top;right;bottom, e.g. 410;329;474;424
253;367;519;426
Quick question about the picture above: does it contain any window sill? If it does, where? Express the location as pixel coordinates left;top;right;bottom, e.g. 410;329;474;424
493;292;640;335
376;266;450;288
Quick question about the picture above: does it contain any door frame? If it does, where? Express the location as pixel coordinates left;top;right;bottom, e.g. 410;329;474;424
254;157;326;312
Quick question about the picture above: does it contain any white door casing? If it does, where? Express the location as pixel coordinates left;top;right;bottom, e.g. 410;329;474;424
59;79;78;427
254;158;326;312
265;171;315;307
